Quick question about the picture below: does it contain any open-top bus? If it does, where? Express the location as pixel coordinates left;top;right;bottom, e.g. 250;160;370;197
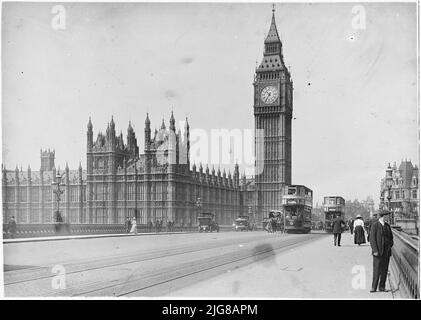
323;196;346;232
282;185;313;233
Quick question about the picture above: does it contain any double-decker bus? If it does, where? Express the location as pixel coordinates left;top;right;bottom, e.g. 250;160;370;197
323;196;345;232
282;185;313;233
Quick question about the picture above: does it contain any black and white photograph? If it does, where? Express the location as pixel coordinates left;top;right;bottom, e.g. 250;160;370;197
0;1;419;301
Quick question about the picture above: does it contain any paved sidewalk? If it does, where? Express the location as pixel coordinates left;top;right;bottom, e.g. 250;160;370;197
168;232;398;299
2;231;190;244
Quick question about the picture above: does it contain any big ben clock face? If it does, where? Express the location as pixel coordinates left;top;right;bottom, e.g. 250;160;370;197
260;86;279;104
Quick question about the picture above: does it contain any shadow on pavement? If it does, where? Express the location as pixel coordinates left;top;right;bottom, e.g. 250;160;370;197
252;243;276;268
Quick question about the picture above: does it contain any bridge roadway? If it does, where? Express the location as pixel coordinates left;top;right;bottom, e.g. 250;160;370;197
2;231;396;298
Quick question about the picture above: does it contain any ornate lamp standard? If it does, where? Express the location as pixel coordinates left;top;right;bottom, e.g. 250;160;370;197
385;163;394;225
195;197;202;231
380;193;385;213
196;197;202;217
52;170;66;228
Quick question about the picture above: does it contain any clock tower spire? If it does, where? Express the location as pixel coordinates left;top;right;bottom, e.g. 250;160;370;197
265;5;282;50
254;6;293;220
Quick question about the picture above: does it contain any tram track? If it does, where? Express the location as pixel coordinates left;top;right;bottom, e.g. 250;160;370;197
4;232;273;285
114;233;320;297
4;233;325;297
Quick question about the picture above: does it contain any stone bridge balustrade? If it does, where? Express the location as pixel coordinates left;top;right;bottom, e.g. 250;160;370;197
390;228;419;299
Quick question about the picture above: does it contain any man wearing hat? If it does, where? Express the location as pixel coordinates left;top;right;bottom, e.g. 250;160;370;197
332;214;346;246
369;210;394;293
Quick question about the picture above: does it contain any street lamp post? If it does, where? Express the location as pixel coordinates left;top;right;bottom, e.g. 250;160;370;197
52;170;66;230
385;163;394;226
196;197;202;228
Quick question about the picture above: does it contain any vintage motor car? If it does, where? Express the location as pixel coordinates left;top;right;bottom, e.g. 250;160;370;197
232;216;253;231
197;213;220;233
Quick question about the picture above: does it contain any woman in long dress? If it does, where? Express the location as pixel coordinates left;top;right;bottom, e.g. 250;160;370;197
130;217;137;235
353;215;366;245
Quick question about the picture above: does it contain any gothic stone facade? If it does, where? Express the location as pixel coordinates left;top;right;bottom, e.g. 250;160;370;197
2;114;243;226
2;10;291;226
2;158;86;225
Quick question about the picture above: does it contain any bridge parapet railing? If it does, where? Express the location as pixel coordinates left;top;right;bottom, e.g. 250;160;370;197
2;223;231;238
390;228;419;299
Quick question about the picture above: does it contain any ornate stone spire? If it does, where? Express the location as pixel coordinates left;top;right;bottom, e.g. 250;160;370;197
170;111;176;132
265;4;281;44
87;117;93;130
145;113;150;127
110;115;115;130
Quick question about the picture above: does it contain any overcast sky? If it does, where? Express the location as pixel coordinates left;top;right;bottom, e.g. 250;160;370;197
1;2;418;207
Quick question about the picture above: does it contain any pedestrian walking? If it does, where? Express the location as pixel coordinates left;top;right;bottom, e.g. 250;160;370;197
353;215;366;245
271;218;276;233
348;218;354;234
7;216;17;239
130;217;137;235
332;214;346;246
369;211;394;293
125;217;132;233
318;221;323;230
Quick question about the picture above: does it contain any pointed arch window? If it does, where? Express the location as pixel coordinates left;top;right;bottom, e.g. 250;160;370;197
7;188;15;201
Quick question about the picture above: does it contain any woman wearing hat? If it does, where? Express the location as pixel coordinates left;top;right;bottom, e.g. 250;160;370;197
130;217;137;235
353;215;366;245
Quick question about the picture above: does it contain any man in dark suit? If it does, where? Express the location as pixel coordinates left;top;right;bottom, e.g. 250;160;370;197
332;215;346;246
369;211;394;292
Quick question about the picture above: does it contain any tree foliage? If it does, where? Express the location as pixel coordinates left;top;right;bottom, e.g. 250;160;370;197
344;199;371;220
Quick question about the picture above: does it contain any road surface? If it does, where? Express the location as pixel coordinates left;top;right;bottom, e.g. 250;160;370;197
3;231;324;297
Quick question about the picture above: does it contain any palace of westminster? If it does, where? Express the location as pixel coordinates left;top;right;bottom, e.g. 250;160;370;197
2;9;294;226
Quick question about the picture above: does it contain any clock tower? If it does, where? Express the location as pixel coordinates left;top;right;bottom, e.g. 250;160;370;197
254;7;293;219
